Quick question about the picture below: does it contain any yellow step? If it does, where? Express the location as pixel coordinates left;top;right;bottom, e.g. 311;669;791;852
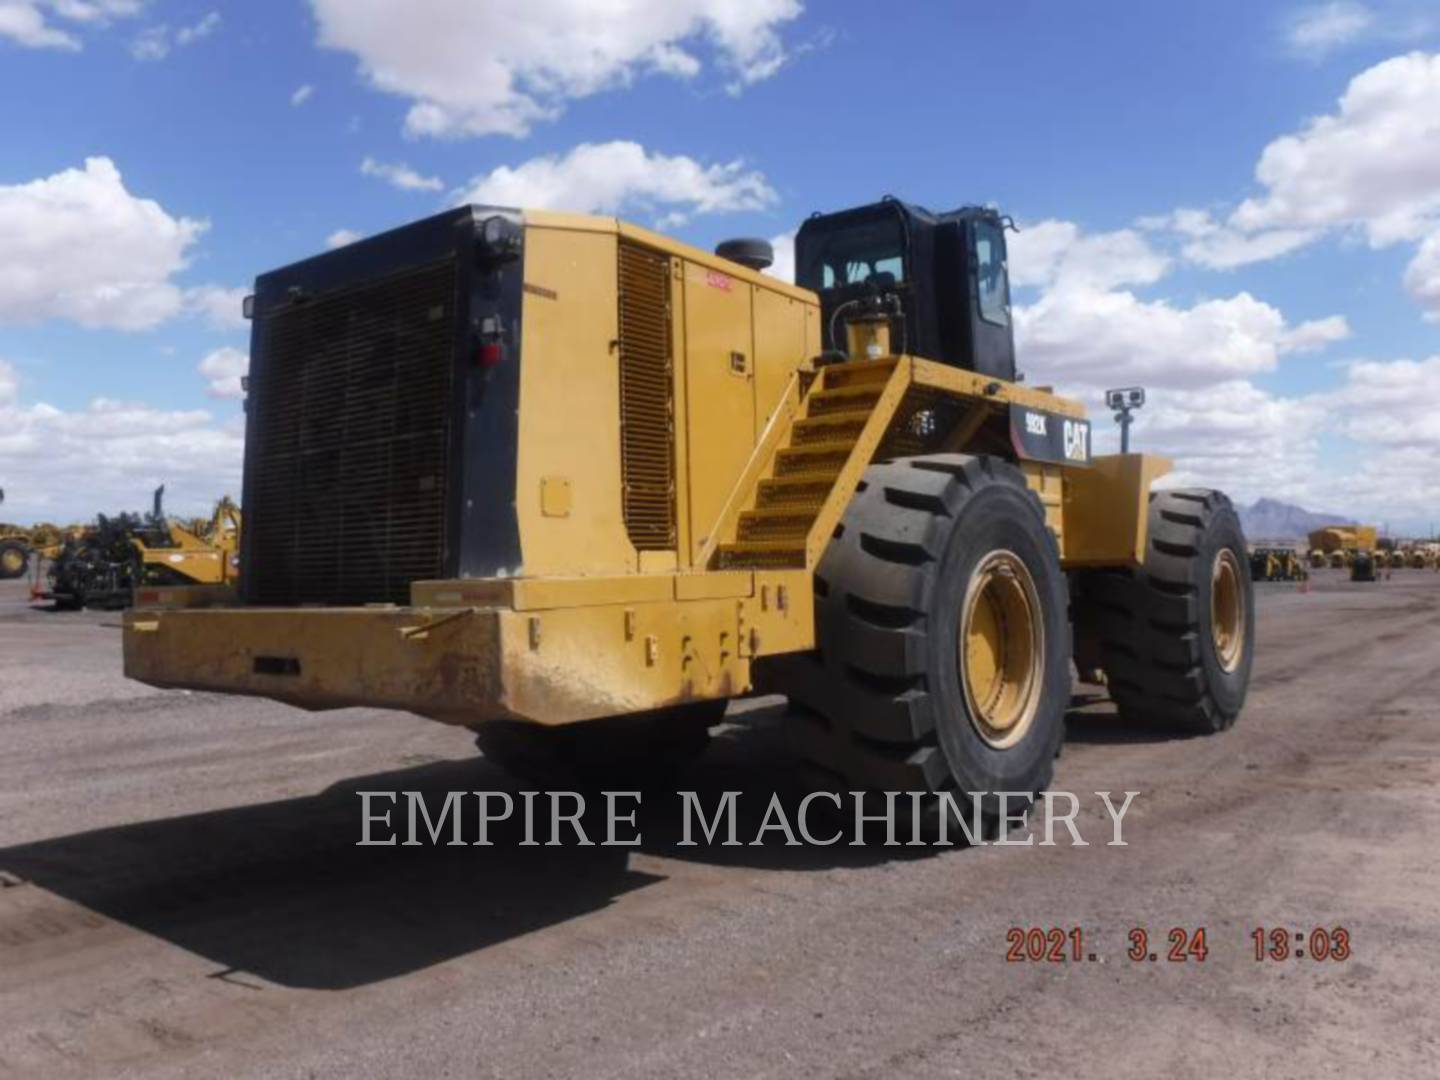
738;506;819;542
790;408;872;445
807;384;883;416
717;540;807;570
775;441;854;476
755;472;836;510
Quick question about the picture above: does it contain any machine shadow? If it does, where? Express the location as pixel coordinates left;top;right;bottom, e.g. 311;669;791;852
1061;687;1192;745
0;756;659;991
0;704;907;991
0;696;1139;990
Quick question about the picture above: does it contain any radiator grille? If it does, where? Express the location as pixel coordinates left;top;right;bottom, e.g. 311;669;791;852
247;260;457;605
617;242;677;550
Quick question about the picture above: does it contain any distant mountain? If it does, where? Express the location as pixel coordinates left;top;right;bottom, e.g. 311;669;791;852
1239;498;1354;540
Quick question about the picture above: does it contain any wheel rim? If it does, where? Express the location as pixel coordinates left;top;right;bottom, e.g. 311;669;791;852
1;548;22;575
958;550;1044;750
1211;549;1245;674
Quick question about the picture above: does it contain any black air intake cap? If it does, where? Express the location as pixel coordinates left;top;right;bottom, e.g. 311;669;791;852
715;237;774;271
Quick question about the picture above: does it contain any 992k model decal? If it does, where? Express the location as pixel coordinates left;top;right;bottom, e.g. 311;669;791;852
1009;404;1092;465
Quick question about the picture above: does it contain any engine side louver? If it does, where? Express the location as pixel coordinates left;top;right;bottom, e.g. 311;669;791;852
616;241;677;551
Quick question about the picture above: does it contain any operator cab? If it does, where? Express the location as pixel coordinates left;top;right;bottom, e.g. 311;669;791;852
795;198;1016;381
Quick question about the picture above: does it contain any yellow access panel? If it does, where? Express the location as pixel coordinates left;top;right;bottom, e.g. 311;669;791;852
682;259;755;564
516;224;636;576
751;285;810;434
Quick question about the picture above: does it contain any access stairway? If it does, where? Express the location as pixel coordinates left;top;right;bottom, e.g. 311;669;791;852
717;358;899;571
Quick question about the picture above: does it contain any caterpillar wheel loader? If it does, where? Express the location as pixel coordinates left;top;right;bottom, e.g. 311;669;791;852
123;200;1256;831
1249;546;1305;582
0;489;67;581
0;488;33;580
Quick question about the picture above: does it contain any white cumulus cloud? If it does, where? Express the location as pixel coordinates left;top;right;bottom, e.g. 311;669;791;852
1136;52;1440;320
1144;208;1320;270
128;11;219;62
308;0;804;138
184;284;249;330
1130;380;1330;502
1403;226;1440;319
0;358;244;523
454;141;776;225
325;228;364;249
1009;220;1170;291
1326;354;1440;449
1015;285;1347;390
765;229;795;283
1286;2;1375;57
1232;52;1440;245
0;156;206;331
360;156;443;193
197;345;248;399
175;10;217;46
0;0;141;50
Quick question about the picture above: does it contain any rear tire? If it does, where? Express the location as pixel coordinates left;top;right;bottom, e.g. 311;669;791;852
764;453;1071;835
0;540;28;580
1077;489;1254;735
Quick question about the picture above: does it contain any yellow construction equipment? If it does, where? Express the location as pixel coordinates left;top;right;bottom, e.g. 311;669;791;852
1308;525;1377;552
1351;549;1377;582
1249;546;1306;582
50;488;240;609
123;200;1256;826
133;494;241;588
0;490;70;581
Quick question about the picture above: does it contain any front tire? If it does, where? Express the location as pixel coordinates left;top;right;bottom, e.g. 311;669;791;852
0;540;28;580
767;454;1071;833
1078;489;1254;735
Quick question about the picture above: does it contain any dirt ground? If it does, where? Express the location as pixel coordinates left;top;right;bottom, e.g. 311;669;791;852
1;569;1438;1078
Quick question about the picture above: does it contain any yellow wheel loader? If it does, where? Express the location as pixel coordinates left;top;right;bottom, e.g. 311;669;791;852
124;200;1256;829
0;489;67;581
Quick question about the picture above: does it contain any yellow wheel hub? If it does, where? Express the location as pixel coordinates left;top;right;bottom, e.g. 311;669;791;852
1211;549;1245;674
1;547;23;575
959;550;1044;749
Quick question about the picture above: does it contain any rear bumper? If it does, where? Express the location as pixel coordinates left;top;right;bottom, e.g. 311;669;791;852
124;606;507;725
121;575;787;726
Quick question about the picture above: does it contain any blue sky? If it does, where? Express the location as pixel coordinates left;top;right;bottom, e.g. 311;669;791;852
2;0;1439;531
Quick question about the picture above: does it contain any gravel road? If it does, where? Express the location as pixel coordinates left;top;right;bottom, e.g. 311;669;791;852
1;571;1437;1078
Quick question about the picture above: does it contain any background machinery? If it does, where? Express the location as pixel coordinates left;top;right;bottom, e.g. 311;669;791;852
123;199;1256;832
1351;549;1377;582
1250;545;1306;582
1309;525;1377;573
49;488;240;609
0;489;69;581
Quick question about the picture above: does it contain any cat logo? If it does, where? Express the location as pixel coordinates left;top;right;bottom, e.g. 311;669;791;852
1008;404;1092;466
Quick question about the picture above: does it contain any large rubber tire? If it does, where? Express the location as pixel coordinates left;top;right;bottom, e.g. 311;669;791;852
0;540;28;580
1078;489;1254;735
765;454;1071;833
472;699;727;786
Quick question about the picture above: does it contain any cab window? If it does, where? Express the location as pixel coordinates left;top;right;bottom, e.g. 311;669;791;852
799;217;907;292
974;220;1009;327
